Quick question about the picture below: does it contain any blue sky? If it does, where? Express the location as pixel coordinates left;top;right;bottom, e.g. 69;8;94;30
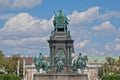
0;0;120;57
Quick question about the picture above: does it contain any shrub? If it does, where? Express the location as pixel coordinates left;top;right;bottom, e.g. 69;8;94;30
102;75;113;80
102;74;120;80
0;74;21;80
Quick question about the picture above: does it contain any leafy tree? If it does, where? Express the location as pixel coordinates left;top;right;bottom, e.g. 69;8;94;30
5;54;23;78
98;56;120;79
98;67;103;78
105;57;115;65
0;50;5;69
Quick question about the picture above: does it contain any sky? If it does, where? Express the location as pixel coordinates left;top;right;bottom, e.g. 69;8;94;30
0;0;120;57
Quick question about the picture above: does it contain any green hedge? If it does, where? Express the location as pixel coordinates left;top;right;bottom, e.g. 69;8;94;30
0;74;21;80
102;74;120;80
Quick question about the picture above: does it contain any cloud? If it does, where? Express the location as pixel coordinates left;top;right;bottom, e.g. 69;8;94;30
105;44;114;51
0;0;42;11
91;49;105;56
76;39;89;48
115;38;120;51
99;11;120;20
11;0;42;9
92;21;116;32
67;6;100;25
0;13;16;20
0;0;10;11
0;12;52;55
0;13;52;34
104;38;120;52
115;44;120;51
0;6;120;56
115;38;120;42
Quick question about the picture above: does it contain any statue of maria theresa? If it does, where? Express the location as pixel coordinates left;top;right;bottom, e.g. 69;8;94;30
53;10;69;32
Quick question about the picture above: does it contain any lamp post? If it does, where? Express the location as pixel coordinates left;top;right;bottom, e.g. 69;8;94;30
17;59;19;76
103;62;105;76
23;57;26;80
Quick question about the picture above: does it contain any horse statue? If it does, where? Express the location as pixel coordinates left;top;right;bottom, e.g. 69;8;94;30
72;53;88;73
33;53;49;73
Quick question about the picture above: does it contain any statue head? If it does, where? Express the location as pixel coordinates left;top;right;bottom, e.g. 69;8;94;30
58;10;63;16
39;53;42;56
79;53;82;56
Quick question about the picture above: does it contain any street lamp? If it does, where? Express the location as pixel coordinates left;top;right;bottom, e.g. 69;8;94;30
23;56;26;80
17;59;19;76
103;61;105;76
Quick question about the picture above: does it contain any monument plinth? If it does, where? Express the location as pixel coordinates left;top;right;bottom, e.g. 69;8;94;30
48;10;74;68
34;74;88;80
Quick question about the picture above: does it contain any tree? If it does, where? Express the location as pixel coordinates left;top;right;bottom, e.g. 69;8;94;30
5;54;23;78
105;57;115;65
0;50;5;69
98;67;103;78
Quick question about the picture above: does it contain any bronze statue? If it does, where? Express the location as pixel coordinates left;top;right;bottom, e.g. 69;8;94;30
53;10;69;32
72;53;88;73
54;50;65;73
33;53;49;73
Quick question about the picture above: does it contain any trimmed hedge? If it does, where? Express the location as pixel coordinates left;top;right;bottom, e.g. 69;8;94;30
0;74;21;80
102;74;120;80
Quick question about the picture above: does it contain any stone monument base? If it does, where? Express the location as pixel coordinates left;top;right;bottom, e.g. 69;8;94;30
33;74;88;80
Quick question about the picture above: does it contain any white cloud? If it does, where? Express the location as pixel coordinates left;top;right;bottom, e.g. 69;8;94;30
105;44;114;51
11;0;42;9
0;12;52;55
76;39;89;48
115;44;120;51
0;13;16;20
115;38;120;42
68;6;100;25
100;11;120;20
0;0;10;11
0;0;42;11
0;12;52;34
91;49;105;56
0;6;120;56
92;21;116;32
114;38;120;51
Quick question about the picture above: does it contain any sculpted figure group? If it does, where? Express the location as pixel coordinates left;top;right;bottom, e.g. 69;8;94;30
33;52;88;74
54;50;65;73
33;53;48;73
72;53;88;73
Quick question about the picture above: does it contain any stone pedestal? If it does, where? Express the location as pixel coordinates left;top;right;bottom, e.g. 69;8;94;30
50;66;73;74
33;74;88;80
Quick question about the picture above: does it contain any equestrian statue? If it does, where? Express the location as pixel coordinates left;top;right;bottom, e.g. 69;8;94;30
72;53;88;73
33;53;49;73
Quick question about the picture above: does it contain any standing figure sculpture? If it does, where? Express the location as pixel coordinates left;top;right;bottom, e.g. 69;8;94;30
33;53;49;73
72;53;88;73
54;50;65;73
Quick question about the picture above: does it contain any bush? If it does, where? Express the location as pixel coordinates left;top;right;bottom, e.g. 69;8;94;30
0;74;21;80
102;74;120;80
102;75;113;80
0;72;4;74
113;74;120;80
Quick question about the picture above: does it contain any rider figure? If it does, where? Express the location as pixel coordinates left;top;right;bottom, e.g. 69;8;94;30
77;53;82;61
38;53;44;62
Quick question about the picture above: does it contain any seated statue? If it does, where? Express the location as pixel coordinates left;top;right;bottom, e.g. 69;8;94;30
53;10;69;32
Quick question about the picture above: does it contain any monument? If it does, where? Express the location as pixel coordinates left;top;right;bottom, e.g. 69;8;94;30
33;10;88;80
